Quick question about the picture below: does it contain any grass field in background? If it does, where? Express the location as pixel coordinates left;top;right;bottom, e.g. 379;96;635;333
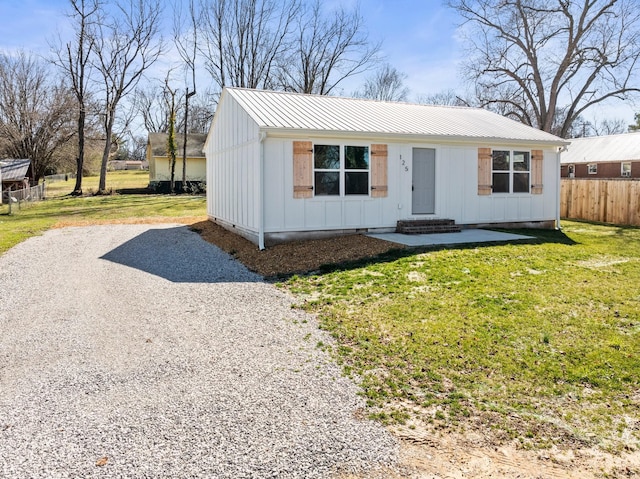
287;222;640;451
0;171;206;254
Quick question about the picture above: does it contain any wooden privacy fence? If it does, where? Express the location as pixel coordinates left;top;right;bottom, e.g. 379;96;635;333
561;178;640;226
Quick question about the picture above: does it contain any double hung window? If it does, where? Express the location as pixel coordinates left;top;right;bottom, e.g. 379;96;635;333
314;144;370;196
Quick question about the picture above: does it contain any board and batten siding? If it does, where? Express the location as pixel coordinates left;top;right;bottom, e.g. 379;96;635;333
205;94;261;238
263;139;400;234
261;140;559;235
420;145;557;226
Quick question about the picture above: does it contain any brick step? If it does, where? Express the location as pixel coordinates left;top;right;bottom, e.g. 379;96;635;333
396;219;462;234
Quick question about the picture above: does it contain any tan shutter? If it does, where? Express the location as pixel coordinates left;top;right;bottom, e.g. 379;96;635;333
531;149;543;194
293;141;313;198
478;147;492;195
370;144;388;198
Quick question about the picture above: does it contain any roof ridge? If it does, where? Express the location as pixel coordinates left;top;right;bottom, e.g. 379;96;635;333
225;86;476;111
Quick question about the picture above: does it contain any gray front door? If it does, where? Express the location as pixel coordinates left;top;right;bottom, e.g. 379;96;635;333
412;148;435;214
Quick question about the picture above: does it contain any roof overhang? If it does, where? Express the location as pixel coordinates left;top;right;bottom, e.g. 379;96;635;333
259;127;570;148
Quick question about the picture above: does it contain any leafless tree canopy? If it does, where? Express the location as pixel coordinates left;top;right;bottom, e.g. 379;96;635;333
450;0;640;138
0;52;76;181
197;0;379;95
198;0;300;90
50;0;102;194
356;63;409;102
91;0;164;193
280;0;380;95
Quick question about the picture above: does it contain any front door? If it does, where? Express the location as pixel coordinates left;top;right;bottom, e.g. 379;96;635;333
412;148;435;214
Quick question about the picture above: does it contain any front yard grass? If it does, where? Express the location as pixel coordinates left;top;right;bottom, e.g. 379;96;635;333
286;222;640;452
0;171;206;255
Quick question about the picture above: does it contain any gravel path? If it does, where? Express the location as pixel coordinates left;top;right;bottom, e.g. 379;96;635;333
0;224;398;478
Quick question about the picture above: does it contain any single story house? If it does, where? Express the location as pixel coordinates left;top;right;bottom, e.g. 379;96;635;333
560;133;640;178
205;88;569;249
147;132;207;192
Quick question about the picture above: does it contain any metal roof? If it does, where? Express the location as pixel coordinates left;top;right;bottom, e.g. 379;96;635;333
147;133;207;158
223;87;567;145
0;159;31;182
560;133;640;164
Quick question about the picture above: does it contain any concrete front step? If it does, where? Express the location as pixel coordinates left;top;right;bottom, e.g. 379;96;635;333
396;219;462;234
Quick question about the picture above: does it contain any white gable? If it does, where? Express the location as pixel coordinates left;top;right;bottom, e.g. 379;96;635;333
561;133;640;164
224;87;567;146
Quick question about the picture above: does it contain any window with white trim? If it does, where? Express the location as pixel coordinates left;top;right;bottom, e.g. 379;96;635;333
313;144;370;196
588;164;597;174
491;150;530;193
622;162;631;177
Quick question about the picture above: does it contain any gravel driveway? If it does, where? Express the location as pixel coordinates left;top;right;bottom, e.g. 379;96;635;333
0;224;398;478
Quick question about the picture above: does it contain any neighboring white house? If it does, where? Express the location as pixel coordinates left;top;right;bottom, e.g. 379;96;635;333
147;133;207;192
205;87;569;249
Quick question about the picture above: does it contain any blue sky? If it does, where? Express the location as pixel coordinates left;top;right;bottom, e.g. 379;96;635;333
0;0;464;97
0;0;634;125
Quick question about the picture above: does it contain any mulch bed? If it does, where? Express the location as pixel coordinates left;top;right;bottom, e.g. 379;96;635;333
189;220;405;278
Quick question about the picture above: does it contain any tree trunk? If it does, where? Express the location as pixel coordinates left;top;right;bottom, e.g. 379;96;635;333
72;108;85;195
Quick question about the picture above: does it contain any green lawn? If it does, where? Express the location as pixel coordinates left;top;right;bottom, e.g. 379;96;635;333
2;175;638;452
286;222;640;451
0;171;206;254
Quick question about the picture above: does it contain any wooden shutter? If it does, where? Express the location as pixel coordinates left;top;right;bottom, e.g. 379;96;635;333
478;148;492;195
370;144;388;198
293;141;313;198
531;149;543;194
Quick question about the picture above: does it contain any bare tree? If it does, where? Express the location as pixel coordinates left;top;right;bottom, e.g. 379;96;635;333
0;51;76;181
133;84;170;133
591;117;627;136
450;0;640;138
415;89;469;106
91;0;164;194
174;0;198;192
164;78;178;194
50;0;102;195
281;0;380;94
629;113;640;132
356;63;408;101
198;0;299;91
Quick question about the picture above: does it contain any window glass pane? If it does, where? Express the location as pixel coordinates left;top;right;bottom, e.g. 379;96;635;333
513;151;530;171
314;145;340;169
345;172;369;195
492;172;509;193
513;173;530;193
345;146;369;169
588;164;597;174
622;163;631;175
492;150;510;170
314;171;339;195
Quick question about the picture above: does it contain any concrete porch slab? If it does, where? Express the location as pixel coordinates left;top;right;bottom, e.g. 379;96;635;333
367;229;533;247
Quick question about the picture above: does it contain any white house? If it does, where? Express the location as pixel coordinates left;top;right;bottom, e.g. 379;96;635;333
205;88;569;249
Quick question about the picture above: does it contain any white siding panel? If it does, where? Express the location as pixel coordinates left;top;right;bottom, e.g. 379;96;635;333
205;94;261;233
344;200;363;227
324;201;343;227
304;202;324;228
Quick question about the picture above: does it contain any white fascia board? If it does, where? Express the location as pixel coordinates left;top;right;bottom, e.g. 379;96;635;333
260;127;570;148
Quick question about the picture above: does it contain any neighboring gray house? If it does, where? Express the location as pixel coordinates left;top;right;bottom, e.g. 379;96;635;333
205;88;569;249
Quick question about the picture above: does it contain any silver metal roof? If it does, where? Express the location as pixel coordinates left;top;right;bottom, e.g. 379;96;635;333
0;159;31;182
560;133;640;164
223;87;567;145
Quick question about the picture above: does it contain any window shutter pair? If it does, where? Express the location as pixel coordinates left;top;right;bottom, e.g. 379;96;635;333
477;147;543;195
292;141;388;198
